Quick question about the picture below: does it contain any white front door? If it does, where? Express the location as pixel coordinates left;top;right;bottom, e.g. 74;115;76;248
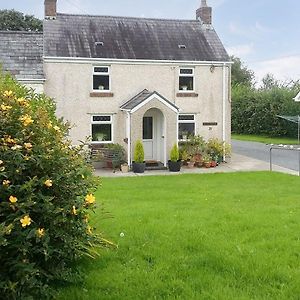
142;109;164;162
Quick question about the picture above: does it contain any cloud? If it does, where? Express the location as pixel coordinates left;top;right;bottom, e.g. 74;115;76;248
250;54;300;84
229;21;274;38
227;44;254;57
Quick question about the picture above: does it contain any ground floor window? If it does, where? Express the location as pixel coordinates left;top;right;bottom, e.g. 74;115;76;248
91;115;113;143
178;114;195;140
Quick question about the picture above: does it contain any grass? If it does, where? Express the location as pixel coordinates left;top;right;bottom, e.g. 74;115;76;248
232;133;299;145
58;172;300;300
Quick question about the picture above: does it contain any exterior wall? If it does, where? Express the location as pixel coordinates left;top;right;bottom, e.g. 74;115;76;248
20;82;44;94
44;60;231;160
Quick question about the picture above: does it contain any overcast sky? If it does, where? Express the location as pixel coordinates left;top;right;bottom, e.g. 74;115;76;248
1;0;299;84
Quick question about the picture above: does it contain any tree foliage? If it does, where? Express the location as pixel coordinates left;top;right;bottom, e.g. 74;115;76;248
0;72;110;299
0;9;42;31
231;56;255;87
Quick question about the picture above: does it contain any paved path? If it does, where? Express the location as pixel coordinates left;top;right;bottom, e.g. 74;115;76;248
232;140;300;172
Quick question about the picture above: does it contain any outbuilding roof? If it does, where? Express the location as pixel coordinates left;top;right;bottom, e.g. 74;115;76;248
44;13;229;62
0;31;44;80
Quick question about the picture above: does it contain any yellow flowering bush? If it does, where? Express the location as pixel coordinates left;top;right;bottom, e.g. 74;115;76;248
0;72;105;299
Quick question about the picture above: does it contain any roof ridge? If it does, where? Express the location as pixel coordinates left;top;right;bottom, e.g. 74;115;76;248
56;13;200;23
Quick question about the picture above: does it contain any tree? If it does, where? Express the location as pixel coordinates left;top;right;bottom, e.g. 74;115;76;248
231;56;255;87
0;9;42;31
261;73;279;90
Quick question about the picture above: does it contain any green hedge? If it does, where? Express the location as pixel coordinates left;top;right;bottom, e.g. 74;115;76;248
232;84;300;137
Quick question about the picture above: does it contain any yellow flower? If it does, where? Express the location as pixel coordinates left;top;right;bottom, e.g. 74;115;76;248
9;195;17;203
17;97;28;107
19;115;34;126
24;143;33;150
0;104;12;111
36;228;45;238
24;155;30;161
44;179;53;187
0;160;3;165
86;225;93;235
47;122;53;129
72;205;77;215
85;194;96;205
11;145;22;150
3;180;11;186
53;125;61;132
5;136;16;144
20;215;32;228
3;90;13;97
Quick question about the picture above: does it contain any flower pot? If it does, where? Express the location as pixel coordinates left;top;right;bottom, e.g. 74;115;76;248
204;162;211;168
132;162;146;173
187;161;195;168
211;161;217;168
121;164;129;173
168;160;181;172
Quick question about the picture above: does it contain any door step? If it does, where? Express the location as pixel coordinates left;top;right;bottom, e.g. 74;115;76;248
145;161;167;171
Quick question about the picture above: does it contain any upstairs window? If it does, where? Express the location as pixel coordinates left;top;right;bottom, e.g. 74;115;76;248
179;68;194;91
93;66;110;91
91;115;113;143
178;114;195;140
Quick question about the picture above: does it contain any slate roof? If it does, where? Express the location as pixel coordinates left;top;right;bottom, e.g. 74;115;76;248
120;89;179;111
44;13;229;62
0;31;44;80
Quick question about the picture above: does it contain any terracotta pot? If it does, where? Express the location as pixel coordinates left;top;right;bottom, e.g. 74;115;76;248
121;164;129;173
204;162;211;168
187;161;195;168
211;161;217;168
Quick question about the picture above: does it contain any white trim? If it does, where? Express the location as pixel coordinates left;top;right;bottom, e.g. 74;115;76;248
178;114;196;141
222;63;226;160
131;93;179;114
92;65;111;92
18;78;46;83
44;56;232;66
163;113;167;167
178;67;195;92
91;114;114;144
126;112;131;165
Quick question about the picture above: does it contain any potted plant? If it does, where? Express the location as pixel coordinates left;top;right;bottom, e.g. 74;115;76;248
121;162;129;173
180;149;189;166
168;144;181;172
186;156;195;168
202;153;212;168
132;140;146;173
181;131;188;140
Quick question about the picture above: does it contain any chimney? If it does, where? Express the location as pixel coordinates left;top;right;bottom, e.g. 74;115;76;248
196;0;212;25
45;0;57;18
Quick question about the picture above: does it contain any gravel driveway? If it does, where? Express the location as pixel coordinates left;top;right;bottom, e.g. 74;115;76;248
232;140;300;172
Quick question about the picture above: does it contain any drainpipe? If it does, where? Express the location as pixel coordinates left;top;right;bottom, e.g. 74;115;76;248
127;111;131;166
222;63;227;161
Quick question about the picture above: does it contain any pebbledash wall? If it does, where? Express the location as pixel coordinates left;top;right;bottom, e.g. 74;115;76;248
43;58;231;160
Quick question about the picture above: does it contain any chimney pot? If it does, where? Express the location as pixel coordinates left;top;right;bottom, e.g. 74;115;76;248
45;0;57;18
196;0;212;25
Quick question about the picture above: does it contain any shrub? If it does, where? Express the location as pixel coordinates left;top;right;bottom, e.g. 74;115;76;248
0;73;109;299
170;144;179;162
133;140;144;163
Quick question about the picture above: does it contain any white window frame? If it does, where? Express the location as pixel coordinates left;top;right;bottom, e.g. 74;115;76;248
91;114;113;144
178;67;195;92
178;114;196;141
92;66;111;92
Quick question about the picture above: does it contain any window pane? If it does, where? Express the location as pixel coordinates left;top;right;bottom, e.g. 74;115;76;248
93;75;109;90
180;69;193;74
92;124;112;142
178;123;195;139
143;117;153;140
93;116;111;122
179;115;195;121
179;76;193;90
94;67;109;73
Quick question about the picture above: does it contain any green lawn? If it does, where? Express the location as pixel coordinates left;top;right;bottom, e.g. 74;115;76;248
58;172;300;300
232;133;299;145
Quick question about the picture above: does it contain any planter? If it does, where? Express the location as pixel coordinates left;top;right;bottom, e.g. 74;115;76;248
132;162;146;173
204;162;211;168
92;161;105;169
168;160;181;172
187;161;195;168
211;161;217;168
121;164;129;173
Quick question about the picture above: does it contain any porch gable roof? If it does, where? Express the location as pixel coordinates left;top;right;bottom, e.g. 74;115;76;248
120;89;179;113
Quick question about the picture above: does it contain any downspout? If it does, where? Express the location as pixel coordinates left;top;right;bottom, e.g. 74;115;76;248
127;111;131;166
222;63;227;161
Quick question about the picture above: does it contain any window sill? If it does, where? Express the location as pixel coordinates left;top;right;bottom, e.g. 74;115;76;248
90;92;114;97
176;92;198;97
